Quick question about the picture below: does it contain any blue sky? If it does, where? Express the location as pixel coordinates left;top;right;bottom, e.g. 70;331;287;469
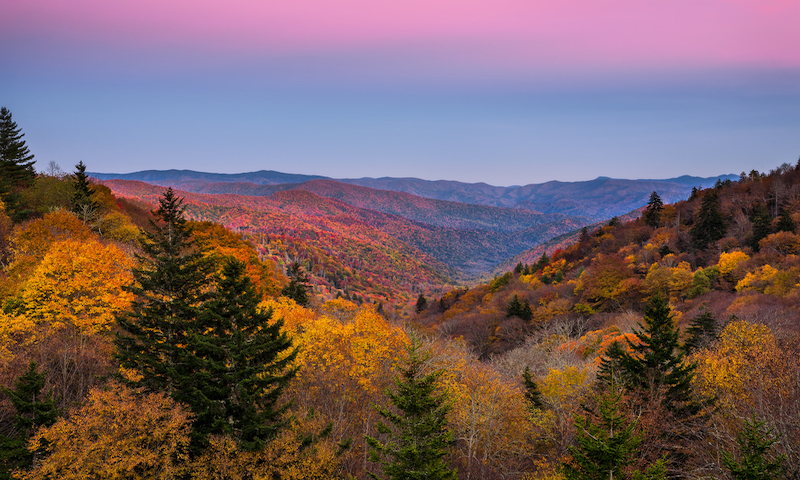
2;0;799;186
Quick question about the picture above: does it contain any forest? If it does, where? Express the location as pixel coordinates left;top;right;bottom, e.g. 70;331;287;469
1;106;799;479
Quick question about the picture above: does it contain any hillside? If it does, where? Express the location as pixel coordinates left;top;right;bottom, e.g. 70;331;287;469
89;169;736;220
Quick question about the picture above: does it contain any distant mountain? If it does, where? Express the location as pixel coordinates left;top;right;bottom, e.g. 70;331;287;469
89;169;737;221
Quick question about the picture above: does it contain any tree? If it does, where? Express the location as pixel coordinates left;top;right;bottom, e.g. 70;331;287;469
0;362;59;479
683;306;718;355
776;209;795;233
643;191;664;228
0;107;36;220
750;204;771;251
190;258;298;451
562;385;666;480
416;294;428;314
281;262;310;306
722;416;785;480
691;190;726;249
615;294;698;416
365;336;457;480
70;161;98;223
115;187;212;396
522;366;543;411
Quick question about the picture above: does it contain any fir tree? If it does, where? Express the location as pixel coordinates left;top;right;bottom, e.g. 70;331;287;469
722;416;785;480
71;160;98;223
691;190;726;249
522;366;543;410
366;337;457;480
643;191;664;228
415;294;428;314
0;107;36;221
562;383;666;480
191;258;298;451
749;204;771;251
281;262;310;306
506;294;523;318
0;362;59;479
514;262;524;274
777;209;795;233
115;187;212;396
596;340;627;388
617;294;698;417
683;306;718;355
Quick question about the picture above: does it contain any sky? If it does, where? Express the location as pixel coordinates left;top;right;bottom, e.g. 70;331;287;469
2;0;799;186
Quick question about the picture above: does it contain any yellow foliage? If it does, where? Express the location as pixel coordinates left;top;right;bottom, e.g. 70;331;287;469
644;263;694;300
717;250;749;277
259;297;316;334
540;366;590;406
21;239;134;335
735;264;779;293
20;382;192;480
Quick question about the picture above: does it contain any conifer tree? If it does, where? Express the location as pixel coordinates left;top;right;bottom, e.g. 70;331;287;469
643;191;664;228
522;366;543;410
683;306;718;355
596;340;627;387
415;294;428;314
366;337;457;480
722;416;785;480
281;262;310;306
0;362;59;479
691;190;726;249
0;107;36;221
750;204;771;251
71;160;98;222
777;209;795;233
190;258;298;451
115;187;212;397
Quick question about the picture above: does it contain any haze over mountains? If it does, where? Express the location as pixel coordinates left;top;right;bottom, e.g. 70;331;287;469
93;169;735;300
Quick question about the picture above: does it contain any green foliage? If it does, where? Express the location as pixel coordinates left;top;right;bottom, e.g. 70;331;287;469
683;305;718;354
192;258;298;451
0;362;59;478
71;161;98;222
722;416;785;480
489;272;512;293
522;366;543;410
281;262;311;306
115;187;213;396
691;190;726;249
0;107;36;221
365;337;457;480
506;294;533;321
686;266;718;299
750;204;771;251
643;191;663;228
777;209;795;233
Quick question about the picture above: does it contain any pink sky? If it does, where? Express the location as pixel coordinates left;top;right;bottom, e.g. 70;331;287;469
6;0;800;72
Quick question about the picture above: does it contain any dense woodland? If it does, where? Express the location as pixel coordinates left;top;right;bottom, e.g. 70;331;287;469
0;106;799;479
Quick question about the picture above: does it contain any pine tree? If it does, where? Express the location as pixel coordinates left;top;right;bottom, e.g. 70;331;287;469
618;294;698;417
281;262;310;306
722;416;785;480
522;366;543;410
191;258;298;451
366;337;457;480
415;294;428;314
691;190;726;249
562;384;666;480
71;160;98;222
596;340;627;387
643;191;664;228
0;107;36;221
683;306;718;355
506;294;523;318
0;362;59;479
115;187;212;396
776;209;795;233
749;204;771;251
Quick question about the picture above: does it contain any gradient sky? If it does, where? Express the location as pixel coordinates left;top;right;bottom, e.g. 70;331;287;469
2;0;799;185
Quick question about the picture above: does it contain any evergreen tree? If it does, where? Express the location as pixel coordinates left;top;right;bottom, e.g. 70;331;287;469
506;294;523;318
596;340;627;388
415;294;428;314
71;160;98;223
0;362;59;479
281;262;310;306
191;258;298;451
777;209;795;233
643;191;664;228
722;416;785;480
562;384;666;480
522;366;543;410
514;262;524;274
683;306;718;355
0;107;36;221
617;294;698;416
749;204;771;251
366;337;457;480
115;187;212;396
691;190;726;249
